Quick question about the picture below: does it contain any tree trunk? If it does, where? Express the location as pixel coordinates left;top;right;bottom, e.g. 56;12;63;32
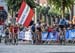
61;0;65;18
71;3;74;18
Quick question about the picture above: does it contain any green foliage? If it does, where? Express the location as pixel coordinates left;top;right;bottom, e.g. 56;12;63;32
6;0;35;12
48;0;74;9
26;0;36;8
48;0;75;18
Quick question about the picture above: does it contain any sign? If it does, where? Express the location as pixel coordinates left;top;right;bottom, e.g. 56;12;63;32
65;29;75;40
24;30;32;40
41;32;48;41
42;32;58;41
18;31;25;40
47;32;58;41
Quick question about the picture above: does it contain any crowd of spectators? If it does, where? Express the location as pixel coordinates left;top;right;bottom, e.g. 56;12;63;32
0;20;75;45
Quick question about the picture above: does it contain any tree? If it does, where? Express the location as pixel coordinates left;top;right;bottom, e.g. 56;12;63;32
48;0;75;18
6;0;35;12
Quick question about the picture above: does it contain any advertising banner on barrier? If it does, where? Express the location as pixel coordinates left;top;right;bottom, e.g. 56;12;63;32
47;32;58;41
65;29;75;40
42;32;58;41
42;29;75;41
41;32;48;41
24;30;32;40
18;31;25;40
18;30;32;40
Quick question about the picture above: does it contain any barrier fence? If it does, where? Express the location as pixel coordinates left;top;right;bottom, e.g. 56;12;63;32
65;29;75;40
18;29;75;41
41;32;58;41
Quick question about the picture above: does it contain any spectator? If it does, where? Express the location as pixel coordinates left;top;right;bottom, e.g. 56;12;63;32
35;22;42;44
4;26;9;44
31;24;37;44
47;25;54;44
59;28;65;45
13;24;19;45
9;24;13;44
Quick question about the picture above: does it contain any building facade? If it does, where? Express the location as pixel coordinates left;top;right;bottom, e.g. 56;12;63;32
35;0;48;6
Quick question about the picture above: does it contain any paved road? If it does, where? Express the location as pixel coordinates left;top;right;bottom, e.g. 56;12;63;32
0;40;75;53
0;43;75;53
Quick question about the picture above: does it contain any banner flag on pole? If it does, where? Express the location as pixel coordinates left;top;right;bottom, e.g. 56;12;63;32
17;1;34;27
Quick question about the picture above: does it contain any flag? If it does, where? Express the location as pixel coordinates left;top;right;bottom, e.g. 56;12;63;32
17;1;34;27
